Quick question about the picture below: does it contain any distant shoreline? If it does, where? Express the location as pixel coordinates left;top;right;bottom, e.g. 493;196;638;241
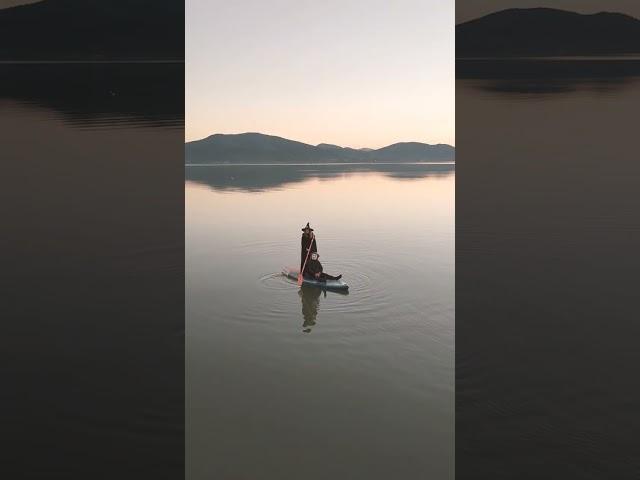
185;162;455;167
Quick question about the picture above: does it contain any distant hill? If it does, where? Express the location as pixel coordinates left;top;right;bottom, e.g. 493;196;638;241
185;133;455;164
457;8;640;57
0;0;183;60
317;143;343;150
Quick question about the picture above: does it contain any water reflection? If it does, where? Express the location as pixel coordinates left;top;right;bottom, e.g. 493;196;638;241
298;284;349;333
299;287;321;333
185;162;454;192
1;62;184;128
458;58;640;95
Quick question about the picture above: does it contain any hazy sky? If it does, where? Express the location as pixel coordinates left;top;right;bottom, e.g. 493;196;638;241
457;0;640;24
187;0;454;148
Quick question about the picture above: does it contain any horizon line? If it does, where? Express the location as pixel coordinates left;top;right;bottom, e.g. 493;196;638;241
185;132;456;149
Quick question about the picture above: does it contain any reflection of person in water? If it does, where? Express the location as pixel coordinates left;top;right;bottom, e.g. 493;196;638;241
299;286;322;333
305;253;342;282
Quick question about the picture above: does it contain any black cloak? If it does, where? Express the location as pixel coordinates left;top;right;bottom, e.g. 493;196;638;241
300;233;318;271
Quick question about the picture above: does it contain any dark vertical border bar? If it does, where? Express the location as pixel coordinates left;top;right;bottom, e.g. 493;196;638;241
2;1;185;478
456;3;640;478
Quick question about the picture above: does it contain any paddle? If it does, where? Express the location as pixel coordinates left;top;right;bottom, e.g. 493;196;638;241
298;233;315;286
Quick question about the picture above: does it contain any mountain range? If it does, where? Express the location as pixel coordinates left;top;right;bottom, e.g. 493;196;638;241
0;0;183;60
185;133;454;164
457;8;640;57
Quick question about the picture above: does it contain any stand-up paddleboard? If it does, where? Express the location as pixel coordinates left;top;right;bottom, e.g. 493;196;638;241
283;267;349;291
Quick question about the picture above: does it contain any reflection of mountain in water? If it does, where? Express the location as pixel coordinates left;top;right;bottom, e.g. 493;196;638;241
1;63;184;128
185;163;455;192
458;58;640;95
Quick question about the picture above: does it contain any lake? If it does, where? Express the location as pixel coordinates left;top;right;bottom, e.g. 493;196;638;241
456;58;640;478
2;63;184;477
186;163;455;479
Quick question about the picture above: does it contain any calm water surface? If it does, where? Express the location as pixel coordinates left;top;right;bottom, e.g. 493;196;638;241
3;63;184;477
457;59;640;479
186;164;455;479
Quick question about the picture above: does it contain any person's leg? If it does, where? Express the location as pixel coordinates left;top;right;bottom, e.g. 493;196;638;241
323;273;342;280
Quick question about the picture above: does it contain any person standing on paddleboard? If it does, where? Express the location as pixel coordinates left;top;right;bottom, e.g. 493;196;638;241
301;222;318;273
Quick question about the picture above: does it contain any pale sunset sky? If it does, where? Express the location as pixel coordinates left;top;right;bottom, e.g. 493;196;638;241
186;0;454;148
